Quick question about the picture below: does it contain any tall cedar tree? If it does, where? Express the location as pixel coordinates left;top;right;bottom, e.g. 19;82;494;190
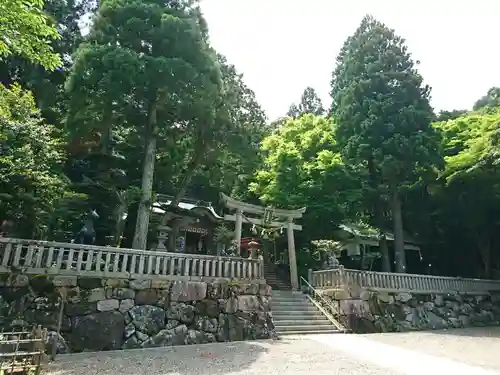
67;0;222;249
331;15;443;272
287;86;324;118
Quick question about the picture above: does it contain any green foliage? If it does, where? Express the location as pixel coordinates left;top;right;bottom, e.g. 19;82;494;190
473;87;500;111
0;0;62;70
186;54;268;203
331;15;443;187
66;0;224;248
441;110;500;179
287;87;325;118
2;3;500;281
250;114;362;240
0;83;67;237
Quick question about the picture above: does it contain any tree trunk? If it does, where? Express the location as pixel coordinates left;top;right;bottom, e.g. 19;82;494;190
158;143;208;243
478;235;492;278
367;156;391;272
390;185;406;273
379;235;391;272
132;106;158;250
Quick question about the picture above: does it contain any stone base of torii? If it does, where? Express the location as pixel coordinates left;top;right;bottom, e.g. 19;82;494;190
220;193;306;291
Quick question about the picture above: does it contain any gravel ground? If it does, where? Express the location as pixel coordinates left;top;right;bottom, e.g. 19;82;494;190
364;327;500;371
44;336;403;375
44;328;500;375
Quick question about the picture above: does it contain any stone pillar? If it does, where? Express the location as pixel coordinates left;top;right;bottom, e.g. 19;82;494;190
234;208;243;256
287;217;299;290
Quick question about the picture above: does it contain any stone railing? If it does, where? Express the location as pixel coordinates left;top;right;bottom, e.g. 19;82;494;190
310;267;500;294
0;238;265;283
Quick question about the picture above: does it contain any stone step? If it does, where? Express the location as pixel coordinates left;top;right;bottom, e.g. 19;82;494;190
272;305;319;312
277;329;341;335
274;324;337;332
272;308;325;315
271;298;308;303
271;290;303;294
273;314;328;321
271;297;313;308
274;319;330;326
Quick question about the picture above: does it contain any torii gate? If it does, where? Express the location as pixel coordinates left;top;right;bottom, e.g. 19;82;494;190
220;193;306;290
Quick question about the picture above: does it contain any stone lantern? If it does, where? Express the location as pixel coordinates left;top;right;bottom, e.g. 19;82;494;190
247;239;260;260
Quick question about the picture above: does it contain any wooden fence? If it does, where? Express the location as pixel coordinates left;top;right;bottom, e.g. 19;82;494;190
310;267;500;294
0;325;47;375
0;238;264;282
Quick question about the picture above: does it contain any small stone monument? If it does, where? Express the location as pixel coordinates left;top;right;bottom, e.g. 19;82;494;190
247;239;260;260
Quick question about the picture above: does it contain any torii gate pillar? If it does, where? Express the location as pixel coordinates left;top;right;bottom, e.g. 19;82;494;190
286;216;299;291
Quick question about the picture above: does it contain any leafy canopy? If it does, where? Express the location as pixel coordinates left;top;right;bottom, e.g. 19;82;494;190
0;0;62;70
0;83;66;237
439;110;500;180
331;15;443;187
250;114;362;240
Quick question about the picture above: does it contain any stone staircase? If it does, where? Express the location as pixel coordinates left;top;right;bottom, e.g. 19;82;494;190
264;264;292;290
271;290;340;335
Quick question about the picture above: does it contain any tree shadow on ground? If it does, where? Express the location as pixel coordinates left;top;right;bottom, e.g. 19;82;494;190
45;340;291;375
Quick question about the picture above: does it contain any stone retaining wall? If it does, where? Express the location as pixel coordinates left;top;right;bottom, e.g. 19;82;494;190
0;274;274;353
322;288;500;333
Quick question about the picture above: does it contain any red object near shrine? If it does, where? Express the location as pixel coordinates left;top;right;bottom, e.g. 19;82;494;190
238;237;260;257
240;237;259;248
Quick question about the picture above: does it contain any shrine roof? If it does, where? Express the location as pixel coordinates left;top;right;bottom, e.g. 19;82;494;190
335;223;420;245
152;195;223;220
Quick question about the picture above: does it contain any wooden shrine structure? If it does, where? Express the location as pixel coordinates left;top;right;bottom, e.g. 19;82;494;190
220;193;306;290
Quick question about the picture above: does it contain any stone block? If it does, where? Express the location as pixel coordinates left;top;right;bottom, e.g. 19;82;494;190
97;299;119;312
166;302;196;324
77;277;102;289
104;278;129;288
119;299;135;313
66;287;81;303
348;284;363;298
151;280;171;289
136;331;149;342
53;276;77;287
237;283;259;295
69;311;124;351
7;274;29;287
376;292;394;304
171;281;207;302
87;288;106;302
259;283;272;296
360;290;371;301
106;287;135;300
207;281;229;299
135;289;159;305
237;295;260;311
223;297;238;314
334;290;350;300
124;323;136;338
396;292;412;303
65;301;97;316
195;299;220;318
129;305;166;335
130;279;151;290
339;299;364;315
434;294;444;306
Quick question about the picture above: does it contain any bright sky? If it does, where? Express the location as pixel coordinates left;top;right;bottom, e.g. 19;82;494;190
201;0;500;121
